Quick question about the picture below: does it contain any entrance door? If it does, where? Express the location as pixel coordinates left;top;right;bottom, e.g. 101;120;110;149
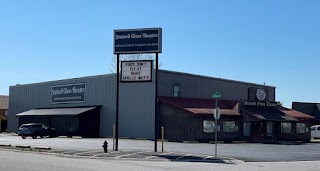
266;122;273;139
243;122;251;137
52;117;66;136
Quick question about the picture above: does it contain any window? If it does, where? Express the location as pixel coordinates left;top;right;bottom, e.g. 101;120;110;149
266;122;273;136
223;121;236;132
203;120;220;133
173;85;181;97
203;120;215;133
281;122;292;133
296;123;306;133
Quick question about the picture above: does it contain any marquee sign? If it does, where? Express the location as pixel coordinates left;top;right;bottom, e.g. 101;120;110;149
51;83;86;104
114;28;162;54
121;60;152;82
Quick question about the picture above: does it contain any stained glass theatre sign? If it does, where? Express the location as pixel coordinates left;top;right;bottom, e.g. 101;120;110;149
114;28;162;82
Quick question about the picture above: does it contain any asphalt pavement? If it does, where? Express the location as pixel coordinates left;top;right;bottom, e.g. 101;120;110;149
3;149;320;171
1;133;320;162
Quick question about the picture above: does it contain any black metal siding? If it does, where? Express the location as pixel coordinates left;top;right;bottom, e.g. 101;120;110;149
158;70;276;101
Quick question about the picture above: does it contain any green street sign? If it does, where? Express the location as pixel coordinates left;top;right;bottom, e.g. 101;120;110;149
212;91;221;98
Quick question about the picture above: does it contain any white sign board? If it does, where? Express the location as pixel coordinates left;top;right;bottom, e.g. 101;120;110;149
121;60;152;82
214;107;221;120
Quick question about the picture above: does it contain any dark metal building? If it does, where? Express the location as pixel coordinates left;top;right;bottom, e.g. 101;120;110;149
159;96;242;142
293;102;320;125
0;95;8;132
8;69;312;141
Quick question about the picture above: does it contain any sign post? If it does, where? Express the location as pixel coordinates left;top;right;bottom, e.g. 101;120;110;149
114;28;162;152
212;92;221;158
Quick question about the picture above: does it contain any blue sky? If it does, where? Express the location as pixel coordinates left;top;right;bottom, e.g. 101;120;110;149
0;0;319;108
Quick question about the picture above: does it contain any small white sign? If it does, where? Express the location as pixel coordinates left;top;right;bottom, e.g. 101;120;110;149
121;60;152;82
214;107;221;120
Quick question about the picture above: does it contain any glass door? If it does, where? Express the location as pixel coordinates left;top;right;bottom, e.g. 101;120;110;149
243;122;251;137
267;122;273;137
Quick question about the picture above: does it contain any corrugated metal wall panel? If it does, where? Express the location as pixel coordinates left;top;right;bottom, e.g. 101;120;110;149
119;83;155;139
158;71;275;101
8;75;119;138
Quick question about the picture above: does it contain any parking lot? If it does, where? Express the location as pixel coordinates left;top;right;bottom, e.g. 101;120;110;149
1;133;320;162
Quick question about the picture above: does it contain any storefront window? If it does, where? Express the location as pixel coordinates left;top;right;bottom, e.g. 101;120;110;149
203;120;220;133
223;121;236;132
296;123;306;133
281;122;291;133
173;85;181;97
203;120;215;133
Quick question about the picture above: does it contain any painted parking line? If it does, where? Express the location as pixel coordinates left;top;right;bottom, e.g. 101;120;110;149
176;154;191;160
92;153;109;158
146;152;173;159
145;156;156;159
73;150;103;156
291;151;320;155
158;152;173;156
61;150;82;155
118;151;153;159
115;152;137;159
91;150;132;158
204;156;213;160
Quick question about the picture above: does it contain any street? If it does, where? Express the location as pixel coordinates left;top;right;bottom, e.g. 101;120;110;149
1;149;320;171
1;133;320;162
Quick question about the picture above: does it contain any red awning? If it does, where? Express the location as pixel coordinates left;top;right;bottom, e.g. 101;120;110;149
277;106;315;121
159;96;239;116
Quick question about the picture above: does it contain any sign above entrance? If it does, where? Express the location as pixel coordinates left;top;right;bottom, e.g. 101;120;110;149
242;100;277;107
114;28;162;54
51;83;86;104
121;60;153;82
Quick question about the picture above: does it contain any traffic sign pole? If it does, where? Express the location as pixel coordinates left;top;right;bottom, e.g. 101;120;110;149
215;99;218;158
212;91;221;159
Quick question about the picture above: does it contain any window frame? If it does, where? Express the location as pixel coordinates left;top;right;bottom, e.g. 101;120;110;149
173;84;181;97
223;121;236;133
296;123;306;134
203;120;215;133
281;122;292;134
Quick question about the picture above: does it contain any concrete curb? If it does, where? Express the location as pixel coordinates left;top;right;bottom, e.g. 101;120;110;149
209;141;224;144
157;139;169;142
35;146;51;151
16;145;31;149
310;139;320;143
119;137;129;139
72;136;82;139
232;141;247;143
0;144;11;147
58;136;82;139
183;141;199;144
